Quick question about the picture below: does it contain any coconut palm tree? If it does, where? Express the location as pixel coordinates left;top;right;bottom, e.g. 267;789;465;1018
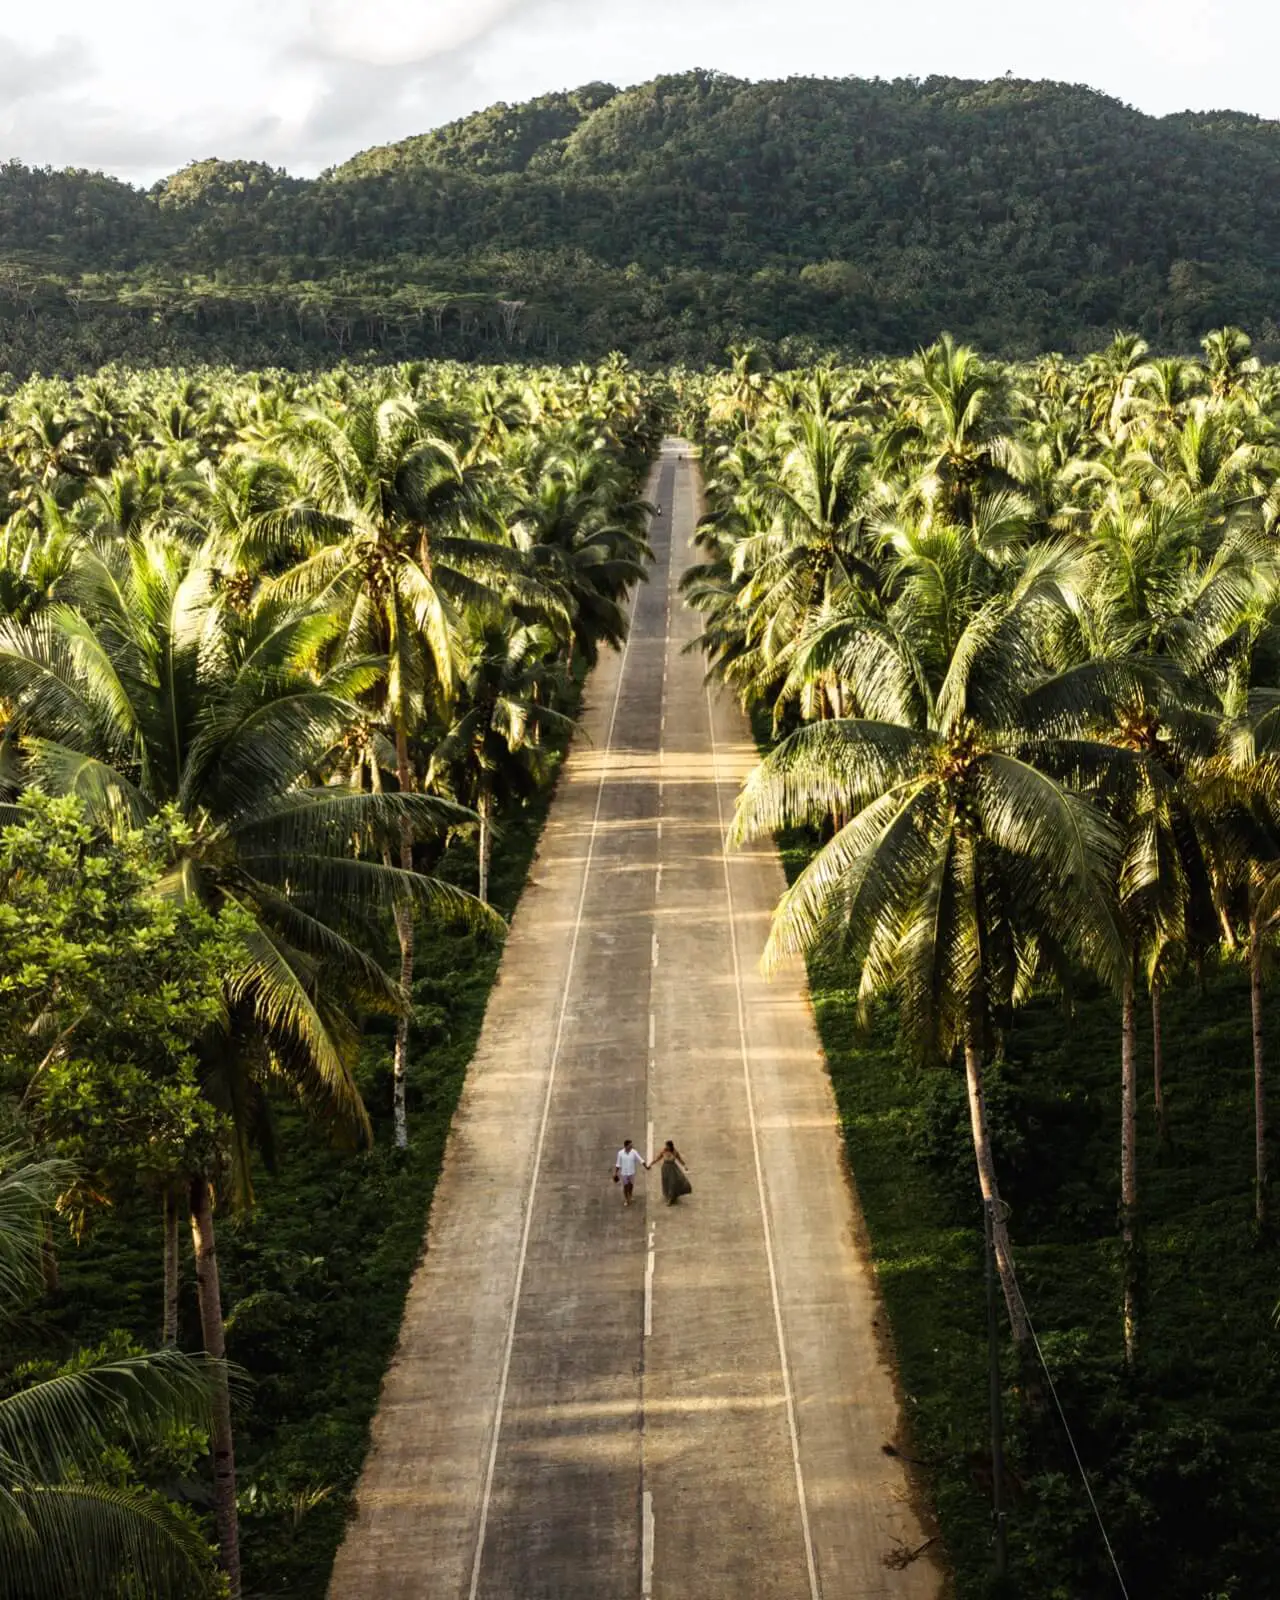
428;614;572;904
708;344;772;430
0;1147;219;1599
1047;488;1258;1359
1201;326;1261;401
256;391;532;1146
714;413;883;719
0;533;479;1143
731;542;1125;1342
0;532;488;1590
508;448;651;667
897;334;1021;528
1219;675;1280;1231
1080;331;1150;437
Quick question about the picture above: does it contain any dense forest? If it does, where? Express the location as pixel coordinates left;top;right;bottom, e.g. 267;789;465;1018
5;65;1280;1598
0;356;664;1597
6;326;1280;1598
3;71;1280;372
682;329;1280;1597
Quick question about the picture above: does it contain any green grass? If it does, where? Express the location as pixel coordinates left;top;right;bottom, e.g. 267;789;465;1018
29;715;579;1600
776;825;1280;1600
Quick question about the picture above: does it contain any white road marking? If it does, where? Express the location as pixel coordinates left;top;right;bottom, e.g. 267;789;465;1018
705;683;823;1600
652;933;659;968
642;1490;655;1598
644;1246;655;1337
649;1012;656;1050
647;1122;654;1164
656;863;663;896
467;572;644;1600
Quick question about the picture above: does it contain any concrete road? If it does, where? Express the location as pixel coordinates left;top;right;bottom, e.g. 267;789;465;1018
328;442;942;1600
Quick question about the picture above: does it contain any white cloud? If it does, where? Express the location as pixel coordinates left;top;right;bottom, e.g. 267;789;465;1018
310;0;532;67
0;34;93;102
0;0;1275;186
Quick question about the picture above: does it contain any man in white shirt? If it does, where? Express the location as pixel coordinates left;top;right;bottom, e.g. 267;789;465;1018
613;1139;646;1208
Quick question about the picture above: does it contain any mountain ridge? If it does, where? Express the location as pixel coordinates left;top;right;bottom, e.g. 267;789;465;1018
2;71;1279;372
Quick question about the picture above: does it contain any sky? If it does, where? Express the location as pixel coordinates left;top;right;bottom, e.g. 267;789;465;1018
0;0;1275;187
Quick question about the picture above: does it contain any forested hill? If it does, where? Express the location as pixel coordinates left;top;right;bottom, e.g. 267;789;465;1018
4;71;1280;372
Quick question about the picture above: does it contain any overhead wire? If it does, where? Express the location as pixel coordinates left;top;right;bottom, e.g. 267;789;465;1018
1004;1260;1132;1600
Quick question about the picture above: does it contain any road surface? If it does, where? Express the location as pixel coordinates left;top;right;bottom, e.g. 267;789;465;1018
328;442;942;1600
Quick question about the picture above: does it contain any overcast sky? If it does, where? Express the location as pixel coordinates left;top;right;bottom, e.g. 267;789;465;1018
1;0;1275;187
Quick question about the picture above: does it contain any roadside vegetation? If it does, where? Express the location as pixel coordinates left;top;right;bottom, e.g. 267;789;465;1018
685;330;1280;1598
0;357;663;1596
6;316;1280;1600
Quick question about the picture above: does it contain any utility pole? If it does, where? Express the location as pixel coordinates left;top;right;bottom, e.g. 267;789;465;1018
984;1197;1008;1579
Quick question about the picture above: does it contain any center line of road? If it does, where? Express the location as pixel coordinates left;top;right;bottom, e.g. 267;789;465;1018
644;1244;655;1337
651;933;659;968
648;1011;656;1049
466;511;648;1600
641;1490;655;1598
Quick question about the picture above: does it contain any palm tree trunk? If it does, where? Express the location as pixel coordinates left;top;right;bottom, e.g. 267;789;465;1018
189;1174;240;1599
1151;979;1169;1144
1121;966;1139;1366
478;792;492;906
40;1218;59;1297
1251;915;1268;1230
963;1029;1030;1346
392;725;416;1151
162;1187;181;1346
392;903;414;1151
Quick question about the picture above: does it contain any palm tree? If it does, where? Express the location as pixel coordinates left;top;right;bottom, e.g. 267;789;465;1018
258;391;535;1147
1052;490;1255;1359
428;614;572;904
703;413;883;720
708;344;773;430
1201;326;1261;401
0;497;84;623
1080;331;1150;437
0;1147;219;1599
508;447;650;667
1220;683;1280;1231
1120;356;1207;442
0;533;487;1589
897;334;1020;528
731;543;1125;1342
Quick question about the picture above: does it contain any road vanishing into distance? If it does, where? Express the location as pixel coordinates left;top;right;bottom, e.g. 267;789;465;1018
329;443;941;1600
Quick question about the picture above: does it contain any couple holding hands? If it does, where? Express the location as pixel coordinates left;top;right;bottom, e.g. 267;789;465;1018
613;1138;691;1207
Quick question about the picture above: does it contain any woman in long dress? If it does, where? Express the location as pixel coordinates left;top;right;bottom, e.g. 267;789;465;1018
654;1140;691;1204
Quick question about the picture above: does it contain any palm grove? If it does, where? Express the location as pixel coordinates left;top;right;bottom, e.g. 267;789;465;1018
3;323;1280;1599
0;357;661;1597
682;329;1280;1595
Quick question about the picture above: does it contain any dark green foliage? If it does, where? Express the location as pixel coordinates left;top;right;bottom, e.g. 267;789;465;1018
0;798;241;1206
784;810;1280;1598
14;687;576;1597
4;73;1280;373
